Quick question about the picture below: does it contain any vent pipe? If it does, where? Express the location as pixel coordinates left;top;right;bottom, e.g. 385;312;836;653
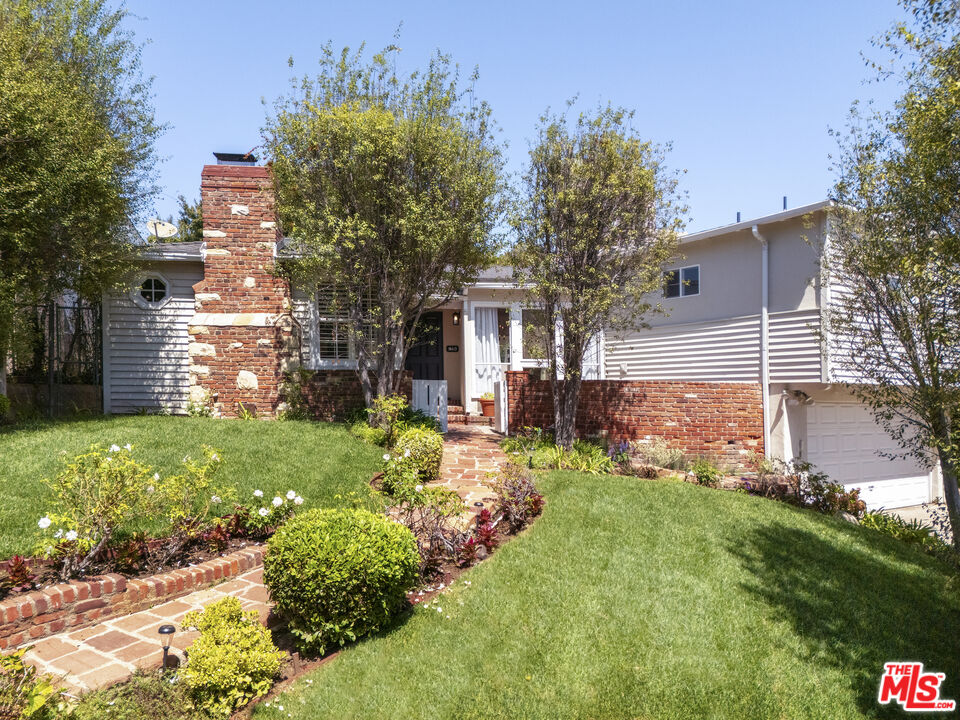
736;211;741;223
783;196;787;210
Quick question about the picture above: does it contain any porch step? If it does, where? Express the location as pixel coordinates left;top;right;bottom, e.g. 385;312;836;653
449;413;467;424
448;405;465;415
466;415;494;426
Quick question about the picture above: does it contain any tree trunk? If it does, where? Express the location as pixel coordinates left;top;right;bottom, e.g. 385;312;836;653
552;376;581;450
937;450;960;550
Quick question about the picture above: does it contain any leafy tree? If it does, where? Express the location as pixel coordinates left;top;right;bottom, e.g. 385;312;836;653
170;195;203;243
513;105;684;449
826;0;960;546
0;0;161;395
263;44;505;407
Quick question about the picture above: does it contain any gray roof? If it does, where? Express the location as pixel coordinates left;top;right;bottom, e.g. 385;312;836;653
141;241;204;261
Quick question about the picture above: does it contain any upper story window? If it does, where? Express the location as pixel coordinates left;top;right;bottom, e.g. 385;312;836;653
663;265;700;298
131;273;172;310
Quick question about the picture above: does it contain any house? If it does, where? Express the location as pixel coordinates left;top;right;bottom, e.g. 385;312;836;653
100;157;941;510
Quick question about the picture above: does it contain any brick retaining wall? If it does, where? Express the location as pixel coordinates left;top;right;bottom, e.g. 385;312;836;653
0;546;265;650
296;370;413;421
506;371;763;467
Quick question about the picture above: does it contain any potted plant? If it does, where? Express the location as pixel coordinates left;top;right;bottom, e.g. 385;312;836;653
479;392;495;417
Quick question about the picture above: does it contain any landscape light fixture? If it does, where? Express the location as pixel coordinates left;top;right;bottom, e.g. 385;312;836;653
158;624;176;670
452;311;460;326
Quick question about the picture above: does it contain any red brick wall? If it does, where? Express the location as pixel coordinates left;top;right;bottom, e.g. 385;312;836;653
188;165;297;418
294;370;413;421
506;371;763;466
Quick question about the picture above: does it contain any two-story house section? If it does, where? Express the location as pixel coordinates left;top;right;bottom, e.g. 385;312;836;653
605;201;942;510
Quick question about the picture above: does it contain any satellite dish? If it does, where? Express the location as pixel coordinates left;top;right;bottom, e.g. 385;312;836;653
145;219;178;240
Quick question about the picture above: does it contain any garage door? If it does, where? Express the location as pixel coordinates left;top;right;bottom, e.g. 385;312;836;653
806;402;931;510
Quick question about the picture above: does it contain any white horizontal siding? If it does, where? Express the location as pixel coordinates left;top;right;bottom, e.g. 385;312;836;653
605;309;823;383
769;309;822;382
605;316;761;381
291;287;314;368
104;263;202;414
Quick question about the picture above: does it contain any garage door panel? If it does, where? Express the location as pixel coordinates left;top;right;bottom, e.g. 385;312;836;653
807;401;930;509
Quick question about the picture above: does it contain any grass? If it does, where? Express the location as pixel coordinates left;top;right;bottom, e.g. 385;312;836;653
0;416;382;557
254;473;960;720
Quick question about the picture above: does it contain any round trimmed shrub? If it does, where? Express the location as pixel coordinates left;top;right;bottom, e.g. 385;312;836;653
393;426;443;482
264;508;419;654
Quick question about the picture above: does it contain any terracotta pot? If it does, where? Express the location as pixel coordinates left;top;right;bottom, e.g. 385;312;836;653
479;398;495;417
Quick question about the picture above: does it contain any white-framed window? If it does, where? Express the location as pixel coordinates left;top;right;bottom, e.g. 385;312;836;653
311;287;375;368
663;265;700;298
131;273;172;310
521;308;550;363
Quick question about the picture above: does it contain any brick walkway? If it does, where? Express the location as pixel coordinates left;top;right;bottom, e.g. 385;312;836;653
24;568;268;694
22;427;508;695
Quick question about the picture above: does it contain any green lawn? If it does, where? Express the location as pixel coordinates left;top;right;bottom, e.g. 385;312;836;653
0;416;382;557
254;472;960;720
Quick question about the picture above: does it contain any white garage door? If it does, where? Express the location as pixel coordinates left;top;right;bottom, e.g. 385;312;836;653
806;402;931;510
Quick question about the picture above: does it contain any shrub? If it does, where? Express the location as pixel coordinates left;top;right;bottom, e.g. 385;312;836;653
633;437;686;470
264;508;419;654
368;394;409;445
491;462;544;533
567;441;614;474
861;511;934;545
277;369;313;421
349;420;387;446
0;556;36;598
380;454;422;496
387;483;466;575
228;487;304;540
392;427;444;482
180;597;284;717
0;648;60;719
0;394;9;422
36;443;153;580
691;458;724;488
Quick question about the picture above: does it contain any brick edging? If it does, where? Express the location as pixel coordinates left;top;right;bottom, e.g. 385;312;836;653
0;545;265;650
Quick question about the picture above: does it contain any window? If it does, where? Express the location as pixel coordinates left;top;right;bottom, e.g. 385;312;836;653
316;288;351;361
131;273;172;310
522;308;550;361
663;265;700;298
496;309;511;363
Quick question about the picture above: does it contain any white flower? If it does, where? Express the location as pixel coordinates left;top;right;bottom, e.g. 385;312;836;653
404;449;411;458
258;507;269;517
147;485;155;494
272;496;283;507
37;516;51;530
415;485;423;493
54;529;63;539
65;530;78;542
211;453;219;461
153;473;160;481
253;489;263;498
383;453;391;461
436;606;442;613
109;444;120;453
211;495;221;504
123;444;132;451
104;457;112;463
294;496;304;505
286;490;296;500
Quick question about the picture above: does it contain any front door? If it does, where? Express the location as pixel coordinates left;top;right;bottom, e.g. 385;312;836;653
405;312;443;380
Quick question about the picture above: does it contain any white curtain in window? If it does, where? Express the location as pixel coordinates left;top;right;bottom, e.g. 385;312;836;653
474;307;502;396
583;331;602;379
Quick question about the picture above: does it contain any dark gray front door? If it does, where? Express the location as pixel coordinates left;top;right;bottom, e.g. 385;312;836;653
405;312;443;380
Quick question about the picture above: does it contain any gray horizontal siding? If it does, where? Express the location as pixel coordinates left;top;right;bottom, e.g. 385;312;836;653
605;309;823;383
104;263;202;414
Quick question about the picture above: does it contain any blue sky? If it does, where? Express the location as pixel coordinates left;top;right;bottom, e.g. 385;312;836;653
135;0;904;233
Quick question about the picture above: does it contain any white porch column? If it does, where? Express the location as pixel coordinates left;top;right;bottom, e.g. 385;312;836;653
462;297;475;411
509;303;523;371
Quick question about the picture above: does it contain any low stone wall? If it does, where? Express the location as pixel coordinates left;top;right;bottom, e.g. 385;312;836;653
0;546;265;650
505;371;764;468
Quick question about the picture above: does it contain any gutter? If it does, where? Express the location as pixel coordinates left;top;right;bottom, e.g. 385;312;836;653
751;224;772;459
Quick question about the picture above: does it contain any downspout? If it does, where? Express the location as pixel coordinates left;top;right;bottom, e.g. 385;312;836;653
752;225;772;459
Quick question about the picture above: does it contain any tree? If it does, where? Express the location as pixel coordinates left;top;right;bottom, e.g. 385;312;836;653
171;195;203;243
263;44;505;407
512;105;684;449
0;0;161;396
826;0;960;546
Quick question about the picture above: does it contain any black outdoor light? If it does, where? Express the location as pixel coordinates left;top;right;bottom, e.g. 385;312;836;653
158;624;176;670
452;311;460;326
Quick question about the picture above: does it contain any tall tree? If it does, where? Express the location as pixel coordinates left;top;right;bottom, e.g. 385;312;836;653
0;0;161;395
826;0;960;546
513;105;684;449
263;44;505;407
170;195;203;243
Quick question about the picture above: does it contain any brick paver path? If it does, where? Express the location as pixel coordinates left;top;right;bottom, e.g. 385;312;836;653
23;426;508;695
24;568;269;694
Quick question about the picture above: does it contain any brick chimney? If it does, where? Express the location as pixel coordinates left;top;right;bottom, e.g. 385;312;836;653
186;162;299;418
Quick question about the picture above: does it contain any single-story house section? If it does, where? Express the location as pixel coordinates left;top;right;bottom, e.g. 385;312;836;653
100;157;942;510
